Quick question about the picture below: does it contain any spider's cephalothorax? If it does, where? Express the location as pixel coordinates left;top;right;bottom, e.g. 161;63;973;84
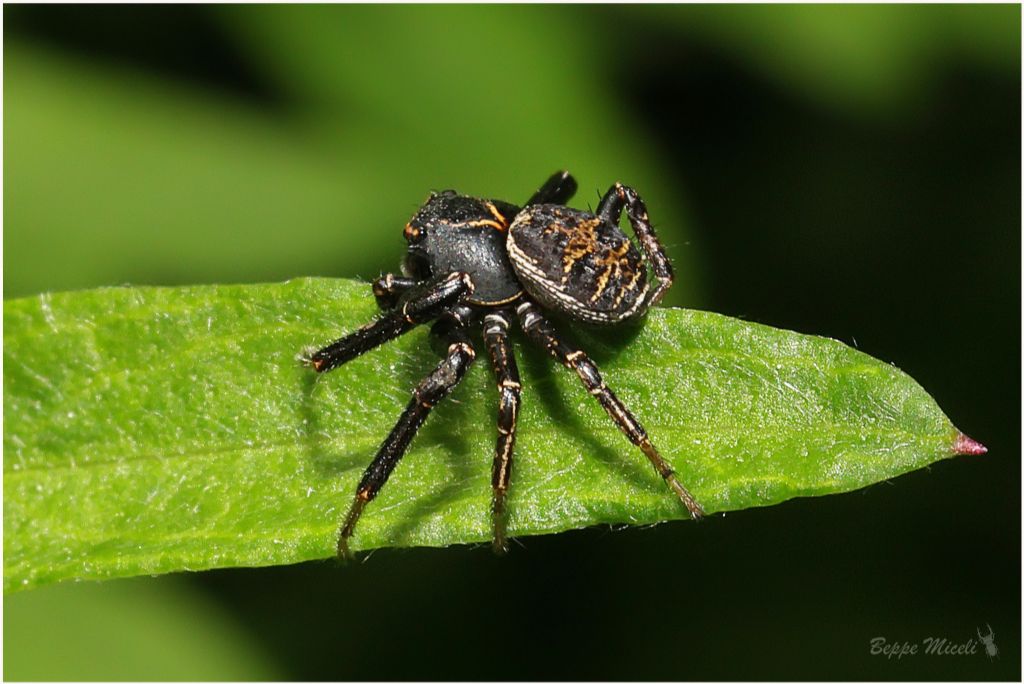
304;171;704;559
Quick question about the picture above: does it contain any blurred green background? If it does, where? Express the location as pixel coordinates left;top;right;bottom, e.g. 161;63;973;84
3;5;1019;680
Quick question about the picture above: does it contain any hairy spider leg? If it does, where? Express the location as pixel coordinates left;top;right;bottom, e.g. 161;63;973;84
371;273;417;310
306;271;473;374
596;183;674;308
516;301;704;519
337;320;477;560
482;310;522;554
526;170;578;207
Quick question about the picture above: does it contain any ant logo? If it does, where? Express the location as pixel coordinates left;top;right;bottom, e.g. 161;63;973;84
976;624;998;659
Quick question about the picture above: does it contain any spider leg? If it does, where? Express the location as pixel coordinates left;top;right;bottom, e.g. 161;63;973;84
597;183;674;307
516;301;703;519
526;170;578;207
482;310;522;554
305;271;473;374
336;319;476;560
371;273;417;310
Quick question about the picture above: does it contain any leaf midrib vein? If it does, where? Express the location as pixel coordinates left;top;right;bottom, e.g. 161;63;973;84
4;422;947;479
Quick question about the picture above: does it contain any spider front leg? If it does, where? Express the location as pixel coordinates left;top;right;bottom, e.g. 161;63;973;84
336;317;477;560
597;183;674;308
304;271;473;374
516;301;704;519
482;310;522;554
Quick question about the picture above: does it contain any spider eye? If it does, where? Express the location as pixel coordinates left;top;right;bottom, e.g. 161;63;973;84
404;222;424;243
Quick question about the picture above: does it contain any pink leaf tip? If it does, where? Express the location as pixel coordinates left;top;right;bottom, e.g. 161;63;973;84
953;432;988;456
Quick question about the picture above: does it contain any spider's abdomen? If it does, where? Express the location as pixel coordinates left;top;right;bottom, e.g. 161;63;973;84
507;205;649;324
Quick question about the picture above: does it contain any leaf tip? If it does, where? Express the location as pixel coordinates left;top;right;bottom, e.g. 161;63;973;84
952;432;988;456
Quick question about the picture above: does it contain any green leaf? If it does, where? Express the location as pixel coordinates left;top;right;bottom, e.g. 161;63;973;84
3;279;980;591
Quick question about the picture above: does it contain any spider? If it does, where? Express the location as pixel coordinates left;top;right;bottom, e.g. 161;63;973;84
303;171;704;559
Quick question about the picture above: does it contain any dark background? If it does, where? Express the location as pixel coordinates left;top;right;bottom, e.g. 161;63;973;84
4;5;1019;680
